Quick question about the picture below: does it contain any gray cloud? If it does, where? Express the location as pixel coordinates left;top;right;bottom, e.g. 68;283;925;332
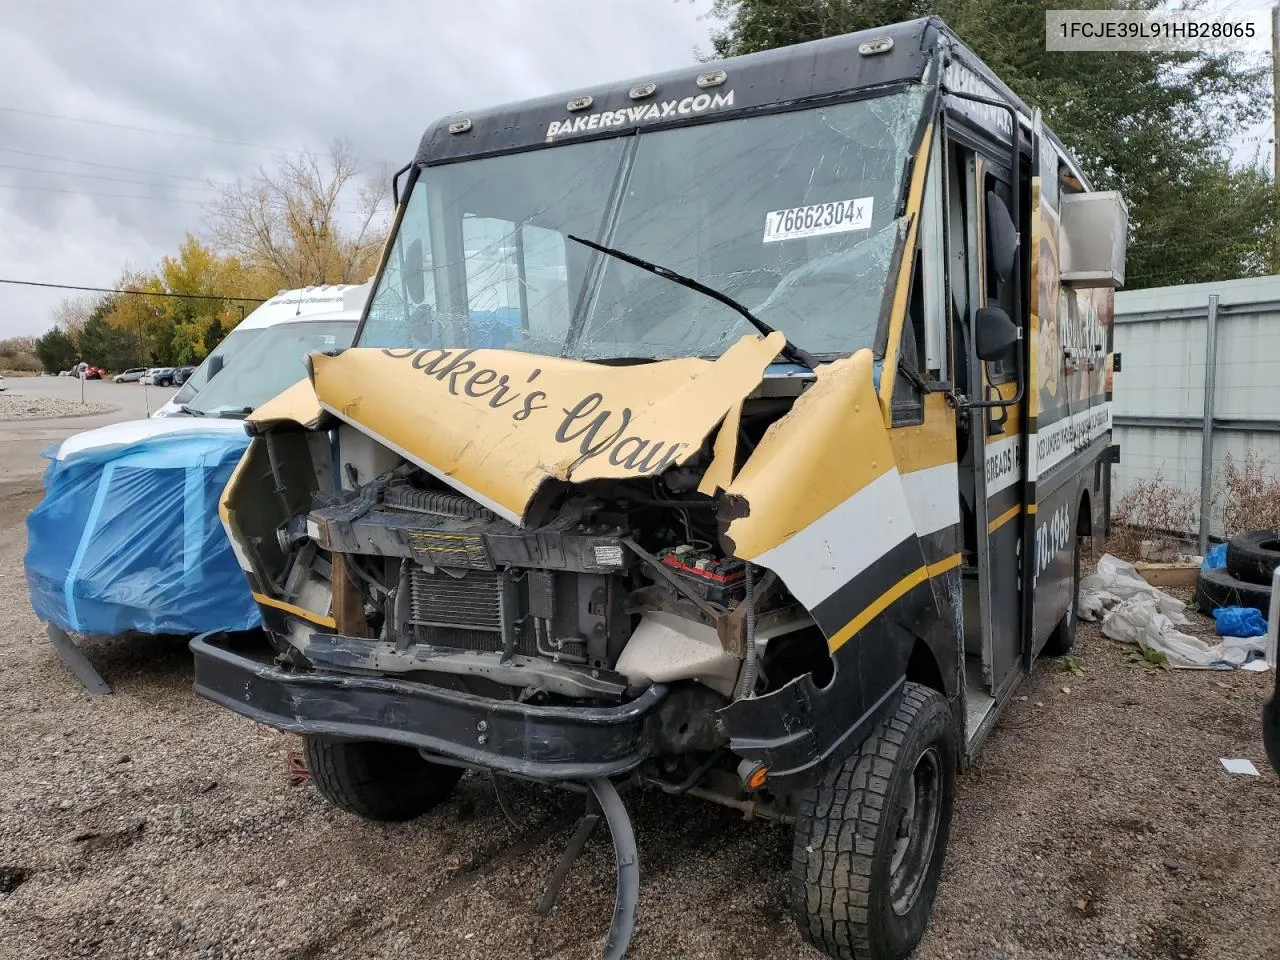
0;0;713;337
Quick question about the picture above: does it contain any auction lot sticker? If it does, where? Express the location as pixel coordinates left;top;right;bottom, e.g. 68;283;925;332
763;197;873;243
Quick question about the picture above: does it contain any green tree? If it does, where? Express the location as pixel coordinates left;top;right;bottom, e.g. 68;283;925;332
706;0;1273;288
33;328;77;374
77;298;143;372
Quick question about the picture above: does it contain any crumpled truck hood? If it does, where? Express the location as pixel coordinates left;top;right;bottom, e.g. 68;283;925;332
287;333;785;526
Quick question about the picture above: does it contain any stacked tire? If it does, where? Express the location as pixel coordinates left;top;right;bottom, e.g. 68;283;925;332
1195;530;1279;615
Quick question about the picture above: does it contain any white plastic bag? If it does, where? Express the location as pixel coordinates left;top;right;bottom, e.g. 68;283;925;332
1084;554;1266;668
1078;553;1188;623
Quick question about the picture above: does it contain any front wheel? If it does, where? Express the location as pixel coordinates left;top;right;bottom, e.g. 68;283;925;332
303;737;462;822
791;682;956;960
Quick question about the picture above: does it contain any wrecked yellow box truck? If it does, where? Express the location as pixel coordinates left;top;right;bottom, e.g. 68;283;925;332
192;17;1125;960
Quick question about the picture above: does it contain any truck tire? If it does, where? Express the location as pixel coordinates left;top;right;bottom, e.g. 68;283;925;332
791;682;955;960
303;737;462;822
1041;530;1081;657
1194;566;1272;616
1226;531;1280;586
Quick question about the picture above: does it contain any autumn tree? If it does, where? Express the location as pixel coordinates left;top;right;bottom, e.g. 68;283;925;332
98;237;258;365
706;0;1274;288
155;235;249;363
103;268;170;364
208;139;390;290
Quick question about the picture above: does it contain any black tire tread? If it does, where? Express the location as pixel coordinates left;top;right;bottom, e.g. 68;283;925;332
790;682;953;960
1225;530;1280;586
304;737;461;822
1195;565;1273;616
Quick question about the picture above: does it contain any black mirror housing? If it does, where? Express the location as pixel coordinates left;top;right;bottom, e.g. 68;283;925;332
974;305;1019;362
207;354;225;380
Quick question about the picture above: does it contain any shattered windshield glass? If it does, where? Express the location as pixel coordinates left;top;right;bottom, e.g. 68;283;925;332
360;88;926;360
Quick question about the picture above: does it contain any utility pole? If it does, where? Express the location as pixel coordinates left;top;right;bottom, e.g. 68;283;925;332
1273;4;1279;270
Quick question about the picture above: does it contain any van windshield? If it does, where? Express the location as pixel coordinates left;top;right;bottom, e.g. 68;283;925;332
359;88;926;360
186;319;356;417
170;327;267;406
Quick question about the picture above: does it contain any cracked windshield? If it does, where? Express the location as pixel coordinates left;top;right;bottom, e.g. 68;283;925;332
360;88;925;360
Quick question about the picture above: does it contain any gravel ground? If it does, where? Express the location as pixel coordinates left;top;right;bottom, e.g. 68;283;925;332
0;394;115;421
0;479;1276;960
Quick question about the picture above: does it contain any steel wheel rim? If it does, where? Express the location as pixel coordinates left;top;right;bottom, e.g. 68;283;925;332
888;745;942;916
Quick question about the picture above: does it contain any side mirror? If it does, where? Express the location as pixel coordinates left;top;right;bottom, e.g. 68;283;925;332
404;238;426;305
985;192;1018;283
974;305;1019;362
207;354;225;380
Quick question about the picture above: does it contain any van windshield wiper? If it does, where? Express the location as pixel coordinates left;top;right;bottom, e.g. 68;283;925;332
567;235;819;369
177;404;206;417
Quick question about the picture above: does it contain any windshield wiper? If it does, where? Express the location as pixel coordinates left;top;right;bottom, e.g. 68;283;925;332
177;404;206;417
567;235;819;369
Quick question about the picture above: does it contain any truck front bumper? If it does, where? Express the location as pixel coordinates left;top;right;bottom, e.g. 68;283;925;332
190;631;667;781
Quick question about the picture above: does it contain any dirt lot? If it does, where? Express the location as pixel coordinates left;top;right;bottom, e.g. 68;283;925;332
0;423;1277;958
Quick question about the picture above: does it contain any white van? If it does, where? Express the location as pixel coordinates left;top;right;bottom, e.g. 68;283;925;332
56;284;369;460
153;283;368;418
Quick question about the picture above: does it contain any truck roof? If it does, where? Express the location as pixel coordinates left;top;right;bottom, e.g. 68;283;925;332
414;17;1036;167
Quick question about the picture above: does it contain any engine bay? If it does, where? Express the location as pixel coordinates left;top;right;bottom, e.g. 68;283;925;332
232;387;827;719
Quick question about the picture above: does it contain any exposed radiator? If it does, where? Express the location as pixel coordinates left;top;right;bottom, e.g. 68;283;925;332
408;567;501;632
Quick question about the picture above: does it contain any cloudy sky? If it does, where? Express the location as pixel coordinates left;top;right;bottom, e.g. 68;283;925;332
0;0;716;338
4;1;1274;341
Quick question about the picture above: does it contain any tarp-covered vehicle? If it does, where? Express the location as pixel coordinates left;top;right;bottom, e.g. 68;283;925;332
193;18;1126;960
26;288;367;692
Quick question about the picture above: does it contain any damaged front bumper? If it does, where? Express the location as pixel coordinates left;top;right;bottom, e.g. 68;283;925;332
190;631;667;781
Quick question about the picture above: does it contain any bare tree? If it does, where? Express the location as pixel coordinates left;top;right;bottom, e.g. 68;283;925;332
208;139;391;289
50;295;97;339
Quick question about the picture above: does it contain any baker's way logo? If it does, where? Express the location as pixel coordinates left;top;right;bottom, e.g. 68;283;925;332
546;90;735;139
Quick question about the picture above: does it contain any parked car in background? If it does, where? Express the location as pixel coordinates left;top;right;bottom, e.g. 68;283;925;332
140;368;177;387
172;366;197;386
113;368;148;383
84;366;104;380
0;373;6;391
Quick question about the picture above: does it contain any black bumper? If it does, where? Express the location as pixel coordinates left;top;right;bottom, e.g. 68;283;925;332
190;632;667;781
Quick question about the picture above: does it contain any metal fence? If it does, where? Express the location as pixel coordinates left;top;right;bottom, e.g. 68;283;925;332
1112;274;1280;548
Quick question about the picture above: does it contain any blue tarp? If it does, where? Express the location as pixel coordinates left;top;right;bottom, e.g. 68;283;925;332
1213;605;1269;639
24;430;261;636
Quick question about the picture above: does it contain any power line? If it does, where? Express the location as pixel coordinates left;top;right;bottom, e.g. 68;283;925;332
0;183;210;204
0;278;265;302
0;147;211;182
0;105;275;149
0;162;217;192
